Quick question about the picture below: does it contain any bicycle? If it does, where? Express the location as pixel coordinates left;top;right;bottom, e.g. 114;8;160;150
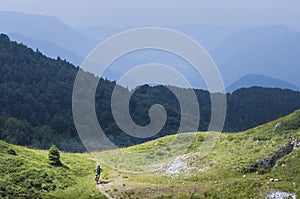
95;173;100;184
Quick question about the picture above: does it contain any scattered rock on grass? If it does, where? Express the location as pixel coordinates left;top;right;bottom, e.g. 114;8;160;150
266;191;296;199
156;154;199;175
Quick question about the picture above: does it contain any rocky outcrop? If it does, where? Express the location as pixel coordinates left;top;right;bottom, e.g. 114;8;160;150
255;144;293;170
154;154;200;175
273;122;282;131
244;136;299;173
290;136;300;149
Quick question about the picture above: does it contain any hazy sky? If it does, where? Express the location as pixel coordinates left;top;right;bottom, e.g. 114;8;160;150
0;0;299;28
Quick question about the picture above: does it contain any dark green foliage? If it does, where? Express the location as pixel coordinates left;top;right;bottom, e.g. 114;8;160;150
1;33;300;151
7;148;16;155
0;33;84;152
0;142;17;155
225;87;300;131
48;145;61;166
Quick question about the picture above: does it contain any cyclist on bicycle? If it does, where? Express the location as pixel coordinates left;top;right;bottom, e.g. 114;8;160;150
95;165;103;184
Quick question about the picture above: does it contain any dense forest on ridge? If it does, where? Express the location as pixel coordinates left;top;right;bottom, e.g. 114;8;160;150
1;33;300;152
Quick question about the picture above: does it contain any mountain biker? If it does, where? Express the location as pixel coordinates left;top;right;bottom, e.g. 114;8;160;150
95;165;102;184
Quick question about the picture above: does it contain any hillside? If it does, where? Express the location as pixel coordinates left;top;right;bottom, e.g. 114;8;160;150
1;109;299;198
1;33;300;152
0;140;104;198
94;110;300;198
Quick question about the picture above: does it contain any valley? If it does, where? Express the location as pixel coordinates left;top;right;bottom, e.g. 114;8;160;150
0;6;299;198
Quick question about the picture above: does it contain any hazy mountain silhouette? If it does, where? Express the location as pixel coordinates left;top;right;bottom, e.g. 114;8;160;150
9;33;83;65
77;24;300;89
76;24;244;50
0;11;97;59
210;25;300;88
226;74;299;92
2;10;299;89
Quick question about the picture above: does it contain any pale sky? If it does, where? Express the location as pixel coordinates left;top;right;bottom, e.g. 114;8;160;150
0;0;299;28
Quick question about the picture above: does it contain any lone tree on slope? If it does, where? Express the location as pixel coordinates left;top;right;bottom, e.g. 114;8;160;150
48;145;62;166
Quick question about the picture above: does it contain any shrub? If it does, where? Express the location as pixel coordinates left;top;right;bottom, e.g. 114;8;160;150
7;148;17;155
48;145;62;166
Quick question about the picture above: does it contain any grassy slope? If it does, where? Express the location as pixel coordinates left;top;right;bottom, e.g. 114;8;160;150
1;110;300;198
0;141;105;199
95;110;300;198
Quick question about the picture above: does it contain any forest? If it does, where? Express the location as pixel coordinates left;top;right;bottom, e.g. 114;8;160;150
1;33;300;152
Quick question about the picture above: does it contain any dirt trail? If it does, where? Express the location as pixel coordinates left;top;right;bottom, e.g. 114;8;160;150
93;154;198;198
97;183;114;199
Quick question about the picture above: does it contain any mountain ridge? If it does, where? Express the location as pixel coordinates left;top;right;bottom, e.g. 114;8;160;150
210;25;300;88
2;11;299;88
1;33;300;152
9;32;83;65
226;74;299;92
0;10;97;61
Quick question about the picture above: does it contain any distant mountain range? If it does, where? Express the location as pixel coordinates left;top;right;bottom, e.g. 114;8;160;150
1;10;299;89
9;32;83;65
0;10;96;65
76;24;244;51
210;25;300;88
226;74;299;92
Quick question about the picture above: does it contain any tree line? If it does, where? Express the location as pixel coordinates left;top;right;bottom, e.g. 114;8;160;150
1;33;300;152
